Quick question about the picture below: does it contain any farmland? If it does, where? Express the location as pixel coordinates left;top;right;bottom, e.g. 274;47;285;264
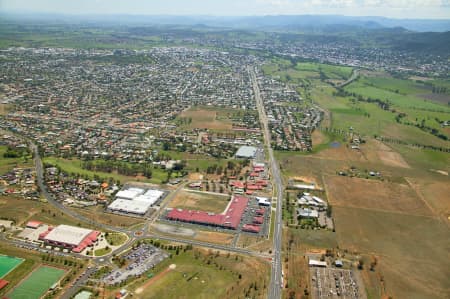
264;58;449;299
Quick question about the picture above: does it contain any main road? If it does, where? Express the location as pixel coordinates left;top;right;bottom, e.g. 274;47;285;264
249;67;284;299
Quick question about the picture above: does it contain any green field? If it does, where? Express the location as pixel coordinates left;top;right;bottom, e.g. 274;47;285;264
8;266;65;299
43;157;167;184
128;245;270;299
0;146;33;175
0;255;24;278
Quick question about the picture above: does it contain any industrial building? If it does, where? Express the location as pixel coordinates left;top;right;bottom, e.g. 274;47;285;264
108;187;164;215
235;146;257;159
38;224;100;253
166;195;249;229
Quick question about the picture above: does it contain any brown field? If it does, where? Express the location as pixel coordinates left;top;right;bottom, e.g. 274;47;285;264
311;130;328;146
0;196;81;227
324;175;433;216
314;144;367;162
70;206;144;228
179;108;232;130
334;207;450;299
194;231;234;245
236;234;272;252
168;190;230;214
373;140;410;168
406;178;450;223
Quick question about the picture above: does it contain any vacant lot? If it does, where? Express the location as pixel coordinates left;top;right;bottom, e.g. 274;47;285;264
334;207;450;299
179;107;232;131
0;196;81;227
129;247;270;299
43;157;165;184
169;190;230;214
325;175;433;216
70;206;144;228
194;231;234;245
0;146;33;175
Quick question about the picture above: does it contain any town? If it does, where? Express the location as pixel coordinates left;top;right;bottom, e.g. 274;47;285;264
0;11;449;299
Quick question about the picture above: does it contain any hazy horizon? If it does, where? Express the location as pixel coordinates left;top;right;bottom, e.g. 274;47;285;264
1;0;450;20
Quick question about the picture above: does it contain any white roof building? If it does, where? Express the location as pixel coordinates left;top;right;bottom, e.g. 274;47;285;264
108;187;164;215
256;196;271;206
309;259;327;267
235;146;257;159
43;225;93;246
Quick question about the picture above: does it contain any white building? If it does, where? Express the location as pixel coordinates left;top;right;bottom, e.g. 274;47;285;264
108;187;164;215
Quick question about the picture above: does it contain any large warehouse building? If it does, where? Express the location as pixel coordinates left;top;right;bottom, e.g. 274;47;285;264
108;187;164;215
38;224;100;253
166;195;249;229
235;146;257;159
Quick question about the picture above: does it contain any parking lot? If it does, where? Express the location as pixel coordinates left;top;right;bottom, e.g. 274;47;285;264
161;195;271;237
239;197;270;236
103;244;168;285
310;268;364;299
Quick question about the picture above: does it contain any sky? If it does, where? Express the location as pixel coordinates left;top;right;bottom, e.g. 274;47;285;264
1;0;450;19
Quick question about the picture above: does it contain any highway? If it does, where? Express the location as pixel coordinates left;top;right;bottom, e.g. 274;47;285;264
250;67;284;299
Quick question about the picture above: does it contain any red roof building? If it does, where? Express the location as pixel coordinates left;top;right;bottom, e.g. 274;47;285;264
26;220;43;229
0;279;9;290
230;181;245;189
253;216;264;224
166;195;249;230
247;184;262;190
256;208;266;216
242;224;261;233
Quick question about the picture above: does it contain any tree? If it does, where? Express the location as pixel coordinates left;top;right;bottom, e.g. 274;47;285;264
358;258;364;270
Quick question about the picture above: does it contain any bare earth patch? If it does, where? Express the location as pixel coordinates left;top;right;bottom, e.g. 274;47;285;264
152;223;196;237
324;175;433;216
194;231;234;245
374;140;410;168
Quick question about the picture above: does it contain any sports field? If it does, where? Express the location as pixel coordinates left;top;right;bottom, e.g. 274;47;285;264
0;255;24;278
8;266;65;299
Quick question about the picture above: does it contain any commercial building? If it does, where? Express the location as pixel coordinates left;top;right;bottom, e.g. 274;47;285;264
38;224;100;253
108;187;164;215
166;195;249;230
242;224;261;233
235;146;257;159
256;196;271;206
309;259;327;267
297;208;319;219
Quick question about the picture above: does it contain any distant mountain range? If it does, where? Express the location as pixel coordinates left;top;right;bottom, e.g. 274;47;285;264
1;13;450;32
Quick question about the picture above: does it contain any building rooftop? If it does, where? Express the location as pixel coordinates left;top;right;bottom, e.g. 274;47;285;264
166;195;249;229
235;146;257;158
42;224;94;246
